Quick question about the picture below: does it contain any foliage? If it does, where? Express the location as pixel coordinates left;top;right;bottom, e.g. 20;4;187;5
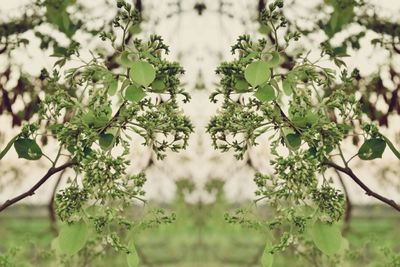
0;0;193;264
207;0;400;262
1;0;400;266
0;199;399;266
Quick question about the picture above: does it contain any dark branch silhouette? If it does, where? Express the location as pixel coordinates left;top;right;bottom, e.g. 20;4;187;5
0;161;74;212
334;169;353;232
258;0;266;13
48;168;67;233
326;161;400;212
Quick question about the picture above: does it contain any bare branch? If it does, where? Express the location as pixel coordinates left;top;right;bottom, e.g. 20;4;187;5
334;169;353;232
326;161;400;212
48;168;67;233
258;0;266;13
0;161;74;212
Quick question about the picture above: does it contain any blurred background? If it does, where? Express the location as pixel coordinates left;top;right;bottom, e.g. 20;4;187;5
0;0;400;266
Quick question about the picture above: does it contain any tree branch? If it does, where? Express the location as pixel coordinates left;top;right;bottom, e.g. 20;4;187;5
334;169;353;232
48;168;67;233
258;0;266;13
326;161;400;212
0;161;74;212
134;0;142;13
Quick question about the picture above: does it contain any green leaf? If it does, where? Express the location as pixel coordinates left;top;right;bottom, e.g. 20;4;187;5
311;221;342;255
261;241;274;267
358;138;386;160
126;240;140;267
120;51;133;68
46;5;76;38
324;3;354;38
151;79;166;92
381;136;400;160
82;111;109;128
269;78;279;90
125;85;146;102
129;24;141;34
338;237;349;255
51;237;61;254
244;61;271;87
261;252;273;267
286;133;301;150
107;80;118;96
234;79;250;92
99;133;114;150
254;84;275;102
0;135;18;160
58;220;88;255
258;24;271;34
263;51;280;68
129;61;156;87
142;51;159;62
282;79;293;96
291;111;318;128
14;138;42;160
121;78;131;90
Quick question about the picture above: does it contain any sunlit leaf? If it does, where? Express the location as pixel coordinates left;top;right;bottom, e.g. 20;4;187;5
254;84;275;102
234;79;250;93
151;79;166;92
263;51;280;68
282;79;293;96
126;240;140;267
107;80;118;96
261;241;274;267
244;61;271;87
129;61;156;87
311;221;342;255
120;51;133;68
82;111;109;128
0;135;18;160
129;24;141;34
125;85;146;102
382;136;400;160
58;220;88;255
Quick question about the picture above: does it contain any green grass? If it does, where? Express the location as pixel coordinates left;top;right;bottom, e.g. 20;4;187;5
0;202;399;267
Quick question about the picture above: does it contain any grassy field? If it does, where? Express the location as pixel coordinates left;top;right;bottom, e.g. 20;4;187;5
0;201;399;267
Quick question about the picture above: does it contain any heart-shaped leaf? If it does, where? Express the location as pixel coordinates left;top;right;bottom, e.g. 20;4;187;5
244;61;271;87
254;84;275;102
286;133;301;150
129;61;156;87
99;133;114;150
125;85;146;102
234;79;250;92
151;79;166;92
107;80;118;96
282;79;293;96
358;138;386;160
14;138;42;160
126;240;140;267
263;51;280;68
261;241;274;267
58;220;88;255
311;221;342;255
